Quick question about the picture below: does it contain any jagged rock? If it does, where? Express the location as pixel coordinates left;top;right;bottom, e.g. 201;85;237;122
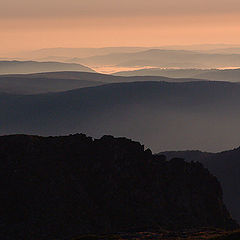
0;134;237;240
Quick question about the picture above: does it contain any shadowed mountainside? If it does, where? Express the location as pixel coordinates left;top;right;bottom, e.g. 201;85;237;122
0;134;237;239
0;72;106;94
0;71;208;94
0;61;95;74
161;148;240;223
1;81;240;152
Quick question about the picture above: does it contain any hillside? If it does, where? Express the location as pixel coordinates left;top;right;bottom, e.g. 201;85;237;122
161;147;240;222
1;81;240;152
0;134;237;239
0;71;207;94
0;60;94;74
0;73;104;94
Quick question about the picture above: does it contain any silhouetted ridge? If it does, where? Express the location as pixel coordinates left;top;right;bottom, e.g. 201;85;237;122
0;134;237;239
162;147;240;223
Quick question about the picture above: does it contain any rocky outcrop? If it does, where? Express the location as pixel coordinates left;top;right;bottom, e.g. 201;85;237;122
161;148;240;223
0;134;237;239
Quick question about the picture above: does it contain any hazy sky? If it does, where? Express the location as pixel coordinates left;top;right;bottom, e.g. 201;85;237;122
1;0;240;52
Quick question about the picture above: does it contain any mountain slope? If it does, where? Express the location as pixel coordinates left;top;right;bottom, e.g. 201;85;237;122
1;81;240;152
161;148;240;222
0;134;237;239
0;71;207;94
0;74;104;94
0;60;95;74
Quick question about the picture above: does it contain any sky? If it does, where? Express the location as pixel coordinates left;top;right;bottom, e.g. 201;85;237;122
1;0;240;53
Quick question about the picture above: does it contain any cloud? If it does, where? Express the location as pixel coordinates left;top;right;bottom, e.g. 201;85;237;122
1;0;240;52
1;0;240;19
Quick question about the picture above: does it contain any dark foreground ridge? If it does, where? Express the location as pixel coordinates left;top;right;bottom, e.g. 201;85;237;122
0;134;238;239
161;148;240;223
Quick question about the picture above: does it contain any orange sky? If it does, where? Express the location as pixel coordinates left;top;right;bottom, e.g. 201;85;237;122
1;0;240;53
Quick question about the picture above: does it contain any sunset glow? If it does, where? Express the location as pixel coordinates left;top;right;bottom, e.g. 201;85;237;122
1;0;240;53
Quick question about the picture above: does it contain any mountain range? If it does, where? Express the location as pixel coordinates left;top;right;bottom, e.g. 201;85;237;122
75;49;240;69
8;45;240;60
115;68;240;82
17;47;150;60
1;80;240;153
1;47;240;240
115;68;211;78
0;72;104;94
0;71;208;94
0;61;94;74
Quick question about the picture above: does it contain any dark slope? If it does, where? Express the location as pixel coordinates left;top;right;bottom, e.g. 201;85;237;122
0;60;94;74
0;71;207;94
0;134;237;239
1;81;240;152
161;148;240;222
78;49;240;68
0;75;104;94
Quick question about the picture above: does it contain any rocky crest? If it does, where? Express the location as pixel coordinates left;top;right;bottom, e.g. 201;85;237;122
0;134;238;239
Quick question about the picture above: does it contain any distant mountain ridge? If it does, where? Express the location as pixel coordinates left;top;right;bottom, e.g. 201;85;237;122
0;71;208;94
0;75;104;94
23;47;151;59
115;68;211;78
10;44;240;60
115;68;240;82
76;49;240;69
0;60;95;74
1;80;240;153
195;69;240;82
